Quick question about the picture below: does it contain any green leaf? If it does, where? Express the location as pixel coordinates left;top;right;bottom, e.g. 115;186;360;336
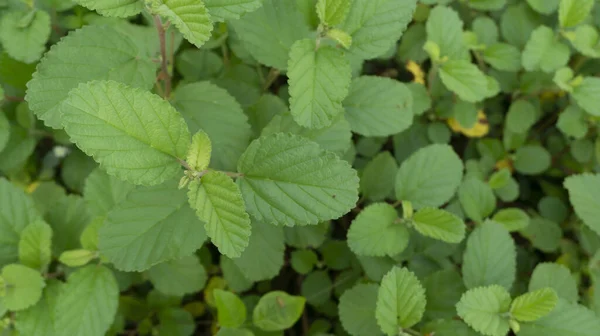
571;25;600;58
426;5;465;59
148;0;213;48
511;288;558;322
231;220;284;282
527;0;560;14
147;255;207;296
220;257;253;292
360;151;397;201
488;168;511;190
44;195;91;254
288;39;351;129
529;263;578;303
73;0;144;17
14;280;61;336
25;25;156;129
237;133;359;226
231;0;311;70
284;223;329;249
61;80;190;186
0;125;36;173
456;285;511;336
186;130;212;172
0;112;8;152
214;289;246;328
483;43;521;72
301;270;332;307
58;249;97;267
492;208;530;232
412;207;466;243
0;10;51;63
559;0;594;28
347;203;409;257
99;179;207;271
467;0;506;10
514;145;551;175
395;144;464;209
253;291;306;331
188;171;251;258
564;173;600;236
0;264;45;311
439;60;498;102
340;0;416;59
376;266;426;334
343;76;413;136
157;308;195;336
422;320;480;336
473;16;499;46
506;100;536;133
520;217;562;253
290;249;318;275
83;168;135;217
458;178;496;223
463;220;516;290
326;28;353;48
572;77;600;116
522;26;570;73
316;0;351;26
519;299;600;336
0;179;41;267
55;265;118;336
204;0;264;21
338;283;382;336
423;269;466;320
261;113;352;156
18;220;52;271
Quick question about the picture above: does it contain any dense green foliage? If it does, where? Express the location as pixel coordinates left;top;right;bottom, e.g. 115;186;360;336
1;0;600;335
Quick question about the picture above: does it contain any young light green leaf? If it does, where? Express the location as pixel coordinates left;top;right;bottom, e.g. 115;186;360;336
343;76;413;136
73;0;144;17
148;0;213;48
360;151;397;201
99;179;207;271
395;144;464;209
439;60;498;102
147;255;207;296
376;266;426;334
58;249;97;267
459;178;496;223
214;289;246;328
172;81;252;171
412;207;466;243
483;43;521;72
529;263;578;303
288;39;351;129
231;220;284;282
0;264;45;311
340;0;417;59
0;10;51;64
559;0;594;28
14;280;61;336
204;0;264;21
522;26;570;73
326;28;353;48
456;285;512;336
188;171;251;258
61;80;190;186
488;168;511;190
518;299;600;336
18;220;52;271
510;288;558;322
261;113;352;156
253;291;306;331
316;0;351;26
514;145;551;175
572;77;600;116
26;25;156;129
237;133;359;226
231;0;311;70
426;5;465;59
0;179;40;267
347;203;408;257
463;220;516;290
186;130;212;172
55;265;118;336
339;283;381;336
564;173;600;236
83;168;135;217
492;208;530;232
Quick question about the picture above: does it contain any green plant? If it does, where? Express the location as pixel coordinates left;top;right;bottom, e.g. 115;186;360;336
1;0;600;335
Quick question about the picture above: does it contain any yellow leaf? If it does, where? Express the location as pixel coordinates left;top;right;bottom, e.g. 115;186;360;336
406;60;425;85
447;110;489;138
26;181;40;193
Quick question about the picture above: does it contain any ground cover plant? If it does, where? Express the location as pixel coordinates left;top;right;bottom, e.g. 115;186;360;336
1;0;600;335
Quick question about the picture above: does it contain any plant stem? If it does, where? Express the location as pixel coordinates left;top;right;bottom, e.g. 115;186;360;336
154;15;172;98
262;68;280;92
178;159;245;178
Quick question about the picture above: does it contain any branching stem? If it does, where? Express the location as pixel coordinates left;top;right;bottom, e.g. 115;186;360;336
154;15;172;98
